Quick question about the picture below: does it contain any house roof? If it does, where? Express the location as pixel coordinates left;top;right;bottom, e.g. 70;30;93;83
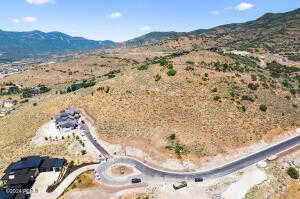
58;120;78;129
0;190;15;199
11;156;44;171
40;158;65;169
5;169;37;185
60;108;80;116
6;174;32;185
2;168;30;181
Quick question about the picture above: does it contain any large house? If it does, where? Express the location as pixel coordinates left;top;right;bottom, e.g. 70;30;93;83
1;156;66;199
55;108;81;132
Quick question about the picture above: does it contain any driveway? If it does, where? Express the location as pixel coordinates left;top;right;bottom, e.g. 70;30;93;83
31;164;98;199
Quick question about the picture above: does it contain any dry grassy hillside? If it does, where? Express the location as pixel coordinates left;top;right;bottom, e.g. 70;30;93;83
0;49;299;173
78;50;300;163
1;54;139;87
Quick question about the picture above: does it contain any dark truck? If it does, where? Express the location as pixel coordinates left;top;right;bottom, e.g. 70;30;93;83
195;177;204;182
131;178;142;184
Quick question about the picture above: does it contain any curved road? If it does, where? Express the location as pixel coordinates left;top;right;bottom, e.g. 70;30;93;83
80;117;300;186
95;134;300;186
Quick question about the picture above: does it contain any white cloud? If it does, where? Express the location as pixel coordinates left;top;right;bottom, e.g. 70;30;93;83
11;18;20;23
211;10;220;15
26;0;55;4
109;12;122;19
23;17;37;22
140;26;151;32
234;2;254;11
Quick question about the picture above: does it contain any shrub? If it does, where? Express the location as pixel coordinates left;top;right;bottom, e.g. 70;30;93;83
137;64;149;71
238;105;246;112
213;96;221;101
104;86;110;93
285;96;291;100
166;63;174;69
33;102;37;106
248;83;259;91
251;74;257;81
211;88;218;93
290;89;296;95
259;104;267;112
186;61;195;65
241;95;255;102
81;150;87;155
44;137;48;141
166;134;176;141
154;74;162;81
67;79;96;92
167;69;177;76
287;167;299;179
184;66;194;71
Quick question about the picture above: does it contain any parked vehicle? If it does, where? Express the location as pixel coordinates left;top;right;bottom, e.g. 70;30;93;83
173;181;187;190
195;177;204;182
131;178;141;184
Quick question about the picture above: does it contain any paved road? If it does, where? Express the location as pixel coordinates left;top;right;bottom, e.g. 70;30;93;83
95;135;300;186
80;122;110;158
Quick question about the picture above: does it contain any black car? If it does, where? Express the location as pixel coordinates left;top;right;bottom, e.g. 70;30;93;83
131;178;142;183
194;177;204;182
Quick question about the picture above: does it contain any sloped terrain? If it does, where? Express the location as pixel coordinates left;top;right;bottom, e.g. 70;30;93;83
123;8;300;60
0;30;116;62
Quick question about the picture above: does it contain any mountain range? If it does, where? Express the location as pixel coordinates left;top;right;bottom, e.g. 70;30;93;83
0;30;116;63
0;8;299;63
123;8;299;60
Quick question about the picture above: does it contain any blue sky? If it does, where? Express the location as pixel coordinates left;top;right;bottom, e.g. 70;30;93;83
0;0;299;42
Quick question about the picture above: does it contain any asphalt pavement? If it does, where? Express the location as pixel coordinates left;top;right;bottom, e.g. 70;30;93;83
94;135;300;186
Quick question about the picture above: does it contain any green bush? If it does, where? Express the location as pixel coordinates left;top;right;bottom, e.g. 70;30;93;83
186;61;195;65
167;69;177;76
259;104;267;112
154;74;162;81
213;96;221;101
184;66;194;71
237;106;246;112
81;150;87;155
137;64;149;71
166;134;176;141
287;167;299;179
290;89;296;95
67;79;96;92
251;74;257;81
241;95;255;102
211;88;218;93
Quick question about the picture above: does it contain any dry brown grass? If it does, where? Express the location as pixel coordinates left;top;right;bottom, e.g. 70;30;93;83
0;49;299;173
1;54;138;87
